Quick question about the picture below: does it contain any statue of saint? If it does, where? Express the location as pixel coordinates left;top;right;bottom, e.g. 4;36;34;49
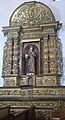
25;45;36;74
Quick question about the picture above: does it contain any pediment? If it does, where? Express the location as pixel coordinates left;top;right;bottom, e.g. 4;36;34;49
9;1;55;27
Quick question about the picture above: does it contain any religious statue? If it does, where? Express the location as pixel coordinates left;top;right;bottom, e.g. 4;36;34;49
25;45;36;75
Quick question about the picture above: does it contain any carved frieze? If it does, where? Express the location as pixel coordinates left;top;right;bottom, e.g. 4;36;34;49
0;88;20;96
0;87;65;98
21;32;41;39
0;100;60;110
42;28;55;34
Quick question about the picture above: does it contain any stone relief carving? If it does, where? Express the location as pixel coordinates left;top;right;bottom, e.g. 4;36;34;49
21;32;41;39
1;1;64;116
0;101;59;110
10;2;55;27
35;110;51;120
0;87;65;97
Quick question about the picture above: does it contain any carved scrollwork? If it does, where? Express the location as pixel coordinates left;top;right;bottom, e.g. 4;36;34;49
0;101;58;108
10;2;55;27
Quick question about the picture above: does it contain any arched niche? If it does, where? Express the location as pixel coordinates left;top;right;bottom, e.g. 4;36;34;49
21;44;39;75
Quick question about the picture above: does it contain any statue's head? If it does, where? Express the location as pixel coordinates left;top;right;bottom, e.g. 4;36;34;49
30;45;33;52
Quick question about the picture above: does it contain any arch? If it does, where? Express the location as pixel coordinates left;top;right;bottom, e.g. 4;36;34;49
9;1;55;27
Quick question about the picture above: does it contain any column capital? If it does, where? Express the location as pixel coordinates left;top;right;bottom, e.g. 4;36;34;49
2;26;20;38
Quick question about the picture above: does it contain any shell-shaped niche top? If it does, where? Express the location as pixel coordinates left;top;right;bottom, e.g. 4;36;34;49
10;1;55;27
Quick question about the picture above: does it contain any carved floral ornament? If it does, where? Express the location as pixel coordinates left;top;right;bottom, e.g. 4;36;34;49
9;1;55;27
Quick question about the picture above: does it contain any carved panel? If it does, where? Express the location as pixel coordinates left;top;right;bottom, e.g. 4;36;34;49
4;77;17;87
35;109;51;120
35;76;57;86
21;31;41;39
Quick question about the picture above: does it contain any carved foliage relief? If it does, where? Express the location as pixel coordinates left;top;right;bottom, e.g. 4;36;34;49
10;2;55;27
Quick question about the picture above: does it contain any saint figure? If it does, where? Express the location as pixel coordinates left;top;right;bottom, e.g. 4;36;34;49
25;45;36;74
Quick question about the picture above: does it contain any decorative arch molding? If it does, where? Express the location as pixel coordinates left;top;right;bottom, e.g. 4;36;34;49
9;1;55;27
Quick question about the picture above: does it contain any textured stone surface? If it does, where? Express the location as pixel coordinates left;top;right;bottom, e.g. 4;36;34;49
1;1;64;119
10;1;55;27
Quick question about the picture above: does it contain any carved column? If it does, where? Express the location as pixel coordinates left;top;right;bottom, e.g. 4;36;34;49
7;30;19;76
49;34;57;74
40;37;44;74
12;31;20;86
3;32;14;86
12;33;18;75
41;28;59;86
2;28;20;87
2;42;8;76
43;34;49;74
3;36;12;77
19;42;24;75
56;37;63;75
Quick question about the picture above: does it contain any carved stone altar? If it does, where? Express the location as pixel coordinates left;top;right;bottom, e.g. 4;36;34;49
0;1;65;120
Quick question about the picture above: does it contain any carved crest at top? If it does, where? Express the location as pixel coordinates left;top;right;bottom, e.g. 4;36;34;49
9;1;55;27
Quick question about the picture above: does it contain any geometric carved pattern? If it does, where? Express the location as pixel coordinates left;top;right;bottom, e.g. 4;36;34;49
0;87;65;97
